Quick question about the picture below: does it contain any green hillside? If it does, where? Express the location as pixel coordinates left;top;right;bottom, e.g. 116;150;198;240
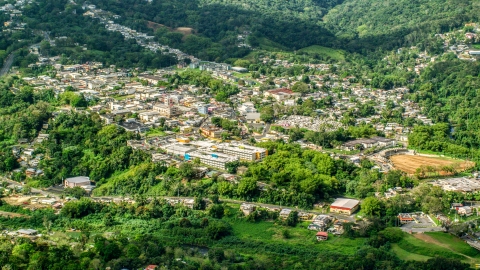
324;0;478;50
298;45;345;61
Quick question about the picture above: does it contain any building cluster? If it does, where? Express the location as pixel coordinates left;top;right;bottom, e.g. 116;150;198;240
82;5;198;64
0;0;29;32
432;177;480;193
156;140;268;170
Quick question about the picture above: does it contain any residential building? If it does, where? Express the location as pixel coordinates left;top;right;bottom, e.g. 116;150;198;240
200;125;223;139
264;88;297;101
240;203;256;216
153;103;180;117
198;104;209;114
279;208;292;219
458;206;473;216
316;231;328;241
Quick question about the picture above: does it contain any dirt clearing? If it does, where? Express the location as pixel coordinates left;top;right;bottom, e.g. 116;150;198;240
389;155;474;175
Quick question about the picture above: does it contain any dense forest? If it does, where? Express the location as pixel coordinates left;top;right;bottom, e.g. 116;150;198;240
19;0;177;68
408;57;480;162
324;0;479;52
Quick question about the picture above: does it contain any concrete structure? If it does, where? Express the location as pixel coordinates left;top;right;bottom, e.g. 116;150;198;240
329;198;360;215
264;88;297;101
187;150;238;170
153;103;180;117
432;177;480;193
64;176;91;188
198;105;209;114
279;208;292;219
219;143;268;161
240;203;256;216
200;126;223;139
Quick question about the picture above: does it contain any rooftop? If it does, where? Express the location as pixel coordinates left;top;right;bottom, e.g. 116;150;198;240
330;198;360;209
65;176;90;183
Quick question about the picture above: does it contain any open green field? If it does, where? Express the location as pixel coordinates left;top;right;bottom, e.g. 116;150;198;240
391;244;432;261
297;45;346;61
226;210;365;255
473;44;480;49
392;232;480;265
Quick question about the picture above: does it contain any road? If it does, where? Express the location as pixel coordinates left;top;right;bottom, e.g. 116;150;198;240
90;195;356;222
0;53;14;76
1;177;57;198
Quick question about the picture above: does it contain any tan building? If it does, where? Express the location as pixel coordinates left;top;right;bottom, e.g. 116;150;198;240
330;198;360;215
219;143;268;161
153;104;180;117
64;176;91;188
200;126;223;139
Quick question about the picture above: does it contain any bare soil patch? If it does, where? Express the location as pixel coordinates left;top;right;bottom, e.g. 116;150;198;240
146;21;166;31
389;155;474;175
174;27;194;35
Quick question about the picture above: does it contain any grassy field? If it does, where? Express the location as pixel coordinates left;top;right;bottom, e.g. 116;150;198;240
392;232;480;265
473;44;480;49
391;244;432;261
297;45;346;61
227;214;365;255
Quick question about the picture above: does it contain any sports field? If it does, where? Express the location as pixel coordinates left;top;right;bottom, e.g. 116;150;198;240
389;155;474;175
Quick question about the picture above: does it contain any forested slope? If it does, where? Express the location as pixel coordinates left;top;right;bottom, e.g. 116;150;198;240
324;0;479;51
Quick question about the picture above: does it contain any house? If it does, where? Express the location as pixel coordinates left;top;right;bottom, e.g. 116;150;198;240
315;231;328;241
398;213;414;224
118;119;149;133
17;229;38;237
145;265;159;270
458;206;473;216
200;125;223;139
264;88;298;101
279;208;292;219
310;215;332;231
240;203;256;216
330;198;360;215
245;113;261;123
64;176;91;188
183;199;195;209
153;104;180;117
451;203;463;210
298;212;313;221
307;223;323;231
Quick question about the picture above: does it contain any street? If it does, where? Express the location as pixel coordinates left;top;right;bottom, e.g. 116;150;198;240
0;53;14;77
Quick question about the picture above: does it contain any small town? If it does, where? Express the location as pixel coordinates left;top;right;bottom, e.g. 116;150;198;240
1;0;480;269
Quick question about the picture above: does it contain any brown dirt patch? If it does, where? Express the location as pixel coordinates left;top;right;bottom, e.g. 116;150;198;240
174;27;194;35
0;210;29;218
146;21;167;31
389;155;475;175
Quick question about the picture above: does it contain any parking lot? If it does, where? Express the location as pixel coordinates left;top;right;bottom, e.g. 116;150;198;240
400;213;446;233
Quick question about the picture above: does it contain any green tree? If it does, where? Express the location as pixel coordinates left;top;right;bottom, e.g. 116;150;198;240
361;197;383;217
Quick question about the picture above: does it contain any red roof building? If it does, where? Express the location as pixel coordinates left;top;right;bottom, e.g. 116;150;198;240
316;231;328;241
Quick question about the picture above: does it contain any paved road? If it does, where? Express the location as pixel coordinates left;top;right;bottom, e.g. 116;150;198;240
0;53;14;76
1;177;57;198
90;195;356;222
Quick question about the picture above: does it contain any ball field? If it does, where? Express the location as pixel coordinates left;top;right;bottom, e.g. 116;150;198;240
389;155;475;175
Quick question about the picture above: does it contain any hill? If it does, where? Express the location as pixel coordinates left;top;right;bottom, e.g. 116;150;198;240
324;0;479;51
